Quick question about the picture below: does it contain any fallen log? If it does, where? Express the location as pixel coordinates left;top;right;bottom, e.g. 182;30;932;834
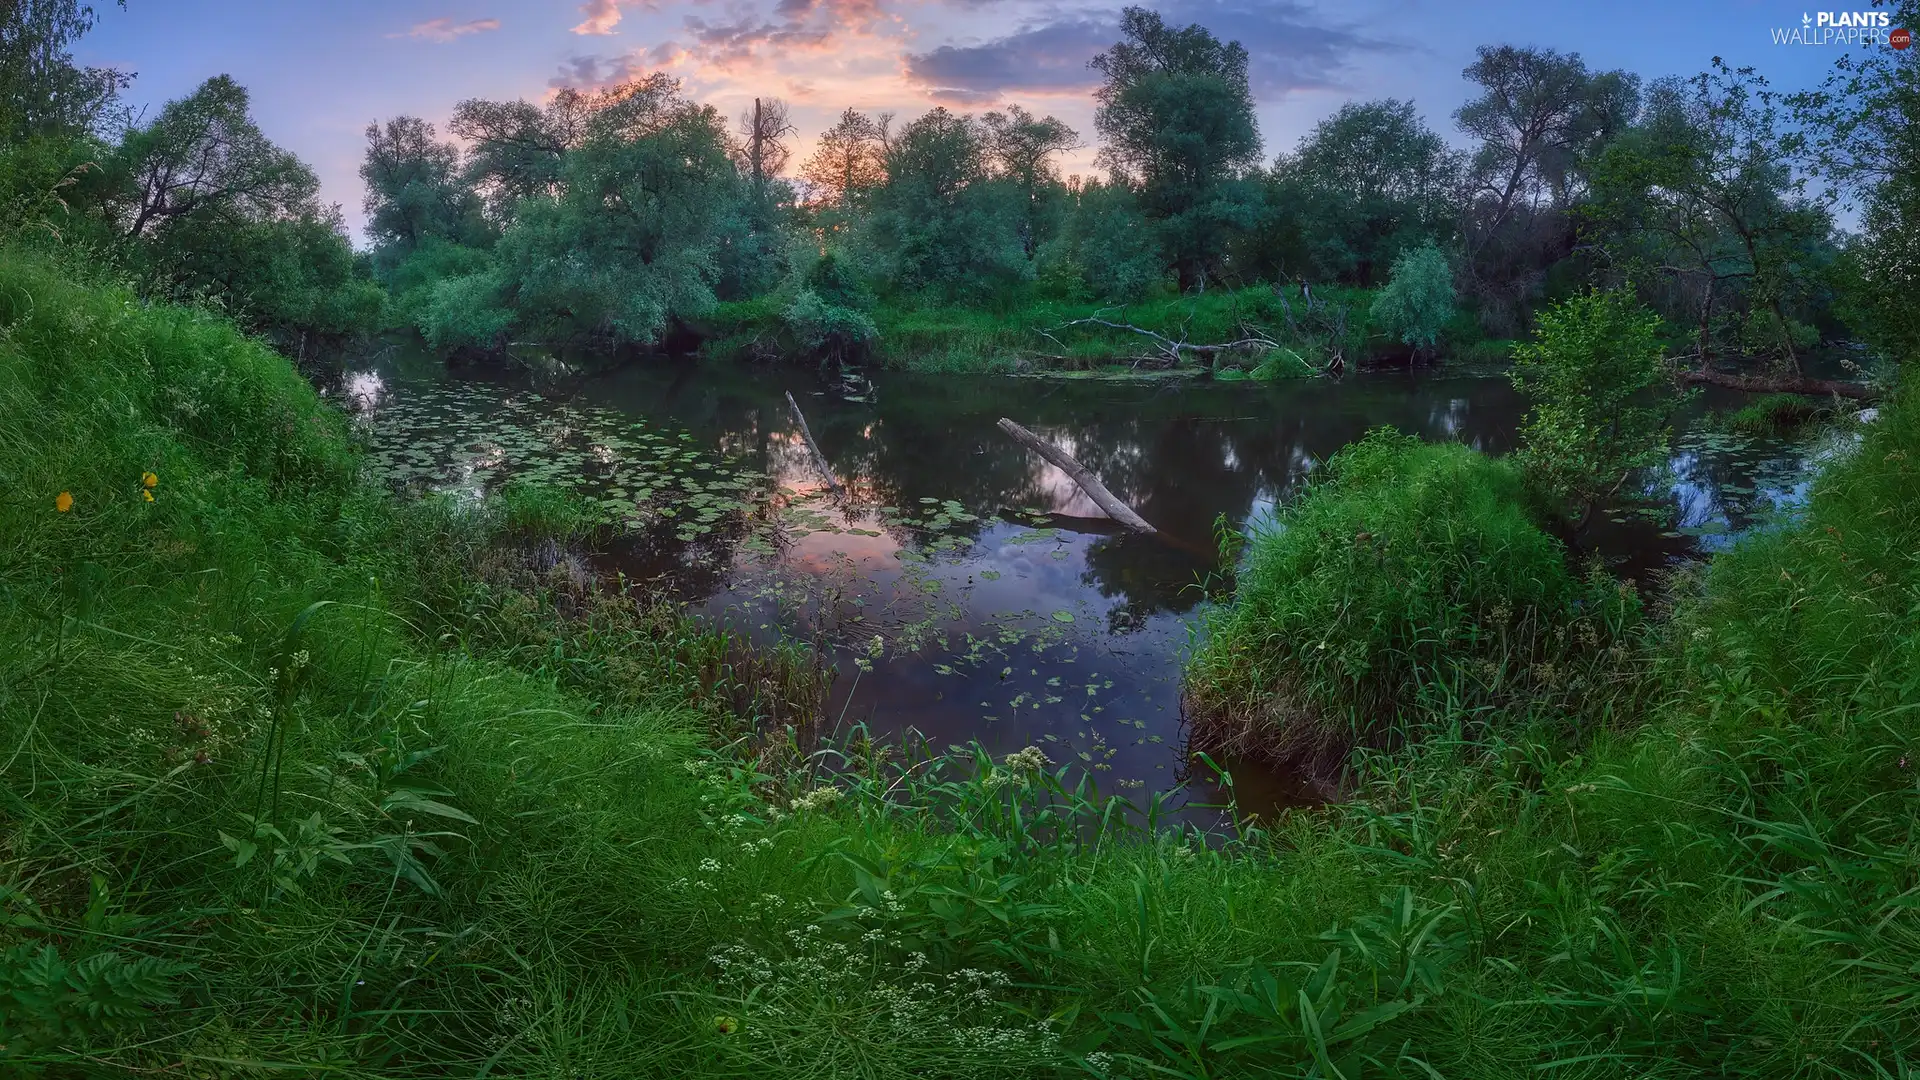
997;417;1155;534
785;391;843;494
1042;315;1293;371
1678;368;1878;402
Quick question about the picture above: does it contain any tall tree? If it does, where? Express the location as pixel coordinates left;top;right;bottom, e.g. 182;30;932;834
1452;45;1640;328
1265;99;1460;284
1090;6;1262;291
1788;0;1920;366
799;107;888;212
1590;61;1832;375
981;104;1078;254
359;116;485;256
736;96;795;199
114;75;317;243
467;76;753;346
0;0;129;145
110;76;376;340
866;107;1025;296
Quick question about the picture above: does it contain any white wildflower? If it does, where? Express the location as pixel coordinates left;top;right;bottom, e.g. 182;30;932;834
1003;746;1050;772
789;786;842;813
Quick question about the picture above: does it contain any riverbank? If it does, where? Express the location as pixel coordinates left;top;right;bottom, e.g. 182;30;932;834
4;250;1916;1077
692;284;1518;376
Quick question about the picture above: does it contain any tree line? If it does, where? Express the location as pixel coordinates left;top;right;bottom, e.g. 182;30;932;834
4;2;1914;384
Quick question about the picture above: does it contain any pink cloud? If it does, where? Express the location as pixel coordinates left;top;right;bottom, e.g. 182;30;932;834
572;0;654;35
391;16;501;42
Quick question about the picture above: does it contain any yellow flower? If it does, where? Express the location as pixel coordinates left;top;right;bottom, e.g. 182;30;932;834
712;1015;740;1035
142;471;158;489
142;490;155;503
54;492;73;513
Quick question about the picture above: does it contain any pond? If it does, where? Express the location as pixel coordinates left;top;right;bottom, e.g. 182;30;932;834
328;351;1838;820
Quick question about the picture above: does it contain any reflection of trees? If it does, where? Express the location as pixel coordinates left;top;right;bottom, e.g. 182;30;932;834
577;362;1534;615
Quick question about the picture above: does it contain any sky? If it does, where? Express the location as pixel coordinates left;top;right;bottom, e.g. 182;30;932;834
74;0;1872;244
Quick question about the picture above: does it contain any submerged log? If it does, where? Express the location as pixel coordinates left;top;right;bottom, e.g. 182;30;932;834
996;417;1156;534
785;391;843;494
1678;368;1878;402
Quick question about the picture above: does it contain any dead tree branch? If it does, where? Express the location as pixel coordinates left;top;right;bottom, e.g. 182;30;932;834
997;418;1155;534
785;391;844;494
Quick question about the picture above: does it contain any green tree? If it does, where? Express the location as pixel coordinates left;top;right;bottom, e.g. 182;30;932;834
980;104;1078;256
1454;45;1640;330
1090;7;1263;291
1788;0;1920;367
0;0;129;145
450;82;612;222
441;76;751;348
1370;242;1455;355
1039;178;1164;302
1589;61;1833;375
107;75;377;342
359;115;487;260
865;107;1026;298
113;75;316;244
1262;99;1459;285
1509;287;1675;520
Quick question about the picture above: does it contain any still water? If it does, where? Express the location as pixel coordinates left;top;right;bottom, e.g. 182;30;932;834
330;353;1830;816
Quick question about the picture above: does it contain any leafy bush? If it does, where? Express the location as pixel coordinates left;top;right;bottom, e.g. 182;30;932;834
381;237;494;332
1044;181;1166;303
782;287;879;363
1721;391;1839;435
420;268;513;351
1369;242;1455;353
1510;287;1676;516
1187;430;1635;774
1249;346;1318;380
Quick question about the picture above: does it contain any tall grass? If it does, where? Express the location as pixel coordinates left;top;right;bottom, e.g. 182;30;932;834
4;248;1917;1078
1186;431;1641;781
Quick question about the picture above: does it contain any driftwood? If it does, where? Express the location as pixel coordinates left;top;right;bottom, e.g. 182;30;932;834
785;391;843;494
996;418;1155;534
1043;315;1279;370
1677;368;1878;402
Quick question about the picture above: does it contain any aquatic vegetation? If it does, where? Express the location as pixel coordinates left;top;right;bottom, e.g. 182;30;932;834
357;382;770;546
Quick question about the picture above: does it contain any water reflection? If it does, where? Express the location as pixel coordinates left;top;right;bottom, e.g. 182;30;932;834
343;351;1829;821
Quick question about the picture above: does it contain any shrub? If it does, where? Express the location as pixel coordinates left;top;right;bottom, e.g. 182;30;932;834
782;288;879;363
1722;392;1840;436
1186;430;1635;778
1249;346;1318;380
420;269;513;351
1510;287;1676;518
1369;242;1455;354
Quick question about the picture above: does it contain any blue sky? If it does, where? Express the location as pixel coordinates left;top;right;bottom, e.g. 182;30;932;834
76;0;1867;242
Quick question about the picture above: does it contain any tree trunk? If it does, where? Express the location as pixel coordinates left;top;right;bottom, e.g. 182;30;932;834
785;391;843;494
997;418;1155;534
1678;368;1877;402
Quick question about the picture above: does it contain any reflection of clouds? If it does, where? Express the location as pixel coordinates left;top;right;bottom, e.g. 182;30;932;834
344;370;387;414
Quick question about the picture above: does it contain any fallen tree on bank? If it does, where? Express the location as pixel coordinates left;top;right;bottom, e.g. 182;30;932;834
1677;367;1880;402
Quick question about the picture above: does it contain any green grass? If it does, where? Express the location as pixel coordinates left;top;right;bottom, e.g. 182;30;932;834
1720;391;1846;436
4;248;1919;1078
698;285;1391;375
1185;432;1640;777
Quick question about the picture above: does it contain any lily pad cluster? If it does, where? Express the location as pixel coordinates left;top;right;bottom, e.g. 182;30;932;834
356;383;768;544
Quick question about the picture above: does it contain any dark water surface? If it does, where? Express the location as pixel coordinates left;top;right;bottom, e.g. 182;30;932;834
331;353;1839;818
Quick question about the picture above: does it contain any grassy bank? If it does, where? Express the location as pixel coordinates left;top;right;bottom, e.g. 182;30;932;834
3;252;1917;1078
1185;432;1642;781
693;285;1504;375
